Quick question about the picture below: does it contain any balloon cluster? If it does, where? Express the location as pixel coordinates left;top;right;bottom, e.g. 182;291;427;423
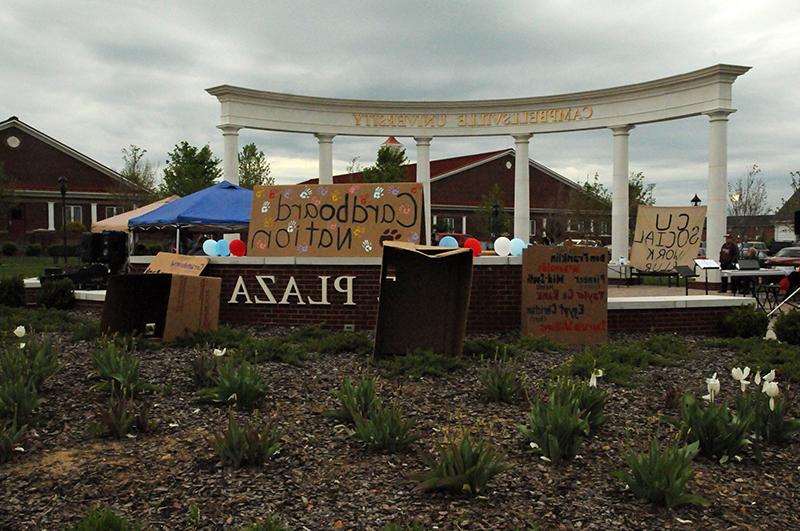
493;236;528;257
203;238;247;257
436;236;483;257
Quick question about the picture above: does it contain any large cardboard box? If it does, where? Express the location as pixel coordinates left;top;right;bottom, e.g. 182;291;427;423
101;253;220;341
374;241;473;356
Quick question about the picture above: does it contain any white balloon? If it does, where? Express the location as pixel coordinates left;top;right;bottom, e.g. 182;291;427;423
494;237;512;257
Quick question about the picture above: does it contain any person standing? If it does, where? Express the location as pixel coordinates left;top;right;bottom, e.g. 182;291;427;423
719;234;739;293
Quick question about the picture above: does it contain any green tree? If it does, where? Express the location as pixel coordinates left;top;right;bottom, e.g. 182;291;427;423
628;171;656;231
120;144;157;193
159;141;222;197
362;145;408;183
238;143;272;189
478;183;510;238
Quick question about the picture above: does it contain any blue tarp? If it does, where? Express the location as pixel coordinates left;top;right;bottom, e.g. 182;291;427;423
128;181;252;228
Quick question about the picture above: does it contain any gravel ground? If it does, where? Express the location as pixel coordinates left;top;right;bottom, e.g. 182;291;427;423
1;324;798;530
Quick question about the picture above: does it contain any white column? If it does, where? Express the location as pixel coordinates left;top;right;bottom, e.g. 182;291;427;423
47;202;55;230
315;134;335;184
513;134;533;241
610;125;634;262
415;136;432;244
221;126;241;185
706;109;734;282
90;203;98;225
462;216;467;233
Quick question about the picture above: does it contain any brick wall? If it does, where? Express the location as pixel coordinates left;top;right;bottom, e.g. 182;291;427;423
127;262;738;336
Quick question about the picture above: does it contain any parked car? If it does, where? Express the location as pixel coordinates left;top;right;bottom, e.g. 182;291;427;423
740;241;770;266
764;246;800;268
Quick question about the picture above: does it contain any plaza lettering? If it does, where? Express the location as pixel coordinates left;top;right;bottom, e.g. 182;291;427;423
352;107;593;128
228;275;356;306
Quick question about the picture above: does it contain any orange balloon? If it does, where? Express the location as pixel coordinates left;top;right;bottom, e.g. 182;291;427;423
464;237;482;257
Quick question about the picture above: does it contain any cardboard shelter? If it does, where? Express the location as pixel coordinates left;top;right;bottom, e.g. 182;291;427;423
374;241;473;356
101;253;220;341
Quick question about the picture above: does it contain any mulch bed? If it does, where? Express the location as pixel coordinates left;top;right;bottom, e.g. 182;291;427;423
1;323;799;530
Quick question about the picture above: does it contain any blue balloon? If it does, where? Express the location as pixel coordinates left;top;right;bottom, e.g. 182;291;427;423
202;239;218;256
215;239;230;257
438;236;458;247
510;238;528;256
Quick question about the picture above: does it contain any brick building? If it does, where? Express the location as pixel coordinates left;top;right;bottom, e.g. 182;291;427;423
0;116;145;247
303;139;610;243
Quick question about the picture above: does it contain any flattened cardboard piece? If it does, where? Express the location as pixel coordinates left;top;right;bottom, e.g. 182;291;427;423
629;206;706;272
248;183;424;257
374;241;473;356
521;246;609;346
145;252;208;276
101;274;221;341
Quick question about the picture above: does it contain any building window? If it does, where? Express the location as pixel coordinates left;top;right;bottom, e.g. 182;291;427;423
105;206;124;218
599;221;609;235
66;205;82;224
566;218;573;232
439;217;456;231
10;207;23;220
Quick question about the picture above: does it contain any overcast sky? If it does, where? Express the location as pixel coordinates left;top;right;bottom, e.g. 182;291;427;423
2;1;798;210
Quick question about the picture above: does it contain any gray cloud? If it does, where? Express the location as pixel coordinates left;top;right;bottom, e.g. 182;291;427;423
1;0;798;212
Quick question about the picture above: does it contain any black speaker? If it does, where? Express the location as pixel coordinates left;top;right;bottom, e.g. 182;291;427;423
100;231;128;273
80;232;102;263
794;210;800;235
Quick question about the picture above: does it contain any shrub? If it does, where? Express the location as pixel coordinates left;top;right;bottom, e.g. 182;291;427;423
47;244;80;257
71;320;103;342
516;334;564;353
37;278;75;309
191;352;220;389
0;340;59;389
212;412;281;468
736;392;800;445
69;506;141;531
0;277;25;307
376;349;467;378
353;401;417;452
178;327;308;366
309;330;372;355
0;305;78;334
462;337;519;359
704;337;800;383
517;390;589;463
612;439;708;508
548;377;607;434
327;376;378;423
236;516;291;531
668;394;752;463
774;309;800;345
0;375;40;425
25;243;42;257
91;341;154;398
91;392;153;439
147;244;163;255
200;360;267;410
1;241;17;256
415;433;507;495
0;419;26;464
479;356;524;403
721;306;769;339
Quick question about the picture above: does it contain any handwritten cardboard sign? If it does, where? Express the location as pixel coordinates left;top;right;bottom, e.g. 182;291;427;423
144;252;208;276
521;246;609;346
247;183;424;257
629;206;706;272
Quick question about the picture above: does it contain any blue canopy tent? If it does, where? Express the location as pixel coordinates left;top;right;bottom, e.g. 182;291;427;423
128;181;253;253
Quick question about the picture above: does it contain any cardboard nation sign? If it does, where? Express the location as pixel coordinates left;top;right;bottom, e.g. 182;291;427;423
247;183;424;257
521;246;609;346
629;206;707;272
144;252;208;276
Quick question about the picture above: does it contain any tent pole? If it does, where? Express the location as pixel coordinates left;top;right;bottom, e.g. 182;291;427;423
176;226;181;254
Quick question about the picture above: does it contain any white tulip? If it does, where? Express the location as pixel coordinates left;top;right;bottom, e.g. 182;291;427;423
13;326;25;338
213;348;226;357
754;371;761;386
763;380;780;411
761;369;777;393
589;368;604;388
18;343;25;349
704;372;720;403
731;367;750;393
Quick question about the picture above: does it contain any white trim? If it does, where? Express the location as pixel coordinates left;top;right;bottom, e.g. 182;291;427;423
608;295;754;310
429;150;512;182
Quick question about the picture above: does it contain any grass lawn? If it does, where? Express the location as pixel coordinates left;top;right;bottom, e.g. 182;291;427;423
0;255;81;280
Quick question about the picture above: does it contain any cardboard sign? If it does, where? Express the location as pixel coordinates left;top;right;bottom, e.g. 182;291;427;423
247;183;424;257
521;246;609;346
629;206;706;272
145;252;208;276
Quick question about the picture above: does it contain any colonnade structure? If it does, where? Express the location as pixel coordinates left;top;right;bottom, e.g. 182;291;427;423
208;64;750;273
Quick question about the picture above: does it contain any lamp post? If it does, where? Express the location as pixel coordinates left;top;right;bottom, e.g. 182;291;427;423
691;194;701;207
58;176;67;265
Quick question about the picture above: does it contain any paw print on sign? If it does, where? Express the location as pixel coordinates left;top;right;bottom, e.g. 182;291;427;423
319;187;329;196
262;219;272;228
373;186;384;199
348;185;360;194
379;228;402;246
283;190;291;199
329;222;337;230
362;240;373;253
255;190;263;198
389;185;400;196
299;187;313;199
409;232;419;243
287;220;298;233
399;205;412;215
353;226;365;237
260;200;271;214
313;198;321;206
297;244;309;253
331;191;341;202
